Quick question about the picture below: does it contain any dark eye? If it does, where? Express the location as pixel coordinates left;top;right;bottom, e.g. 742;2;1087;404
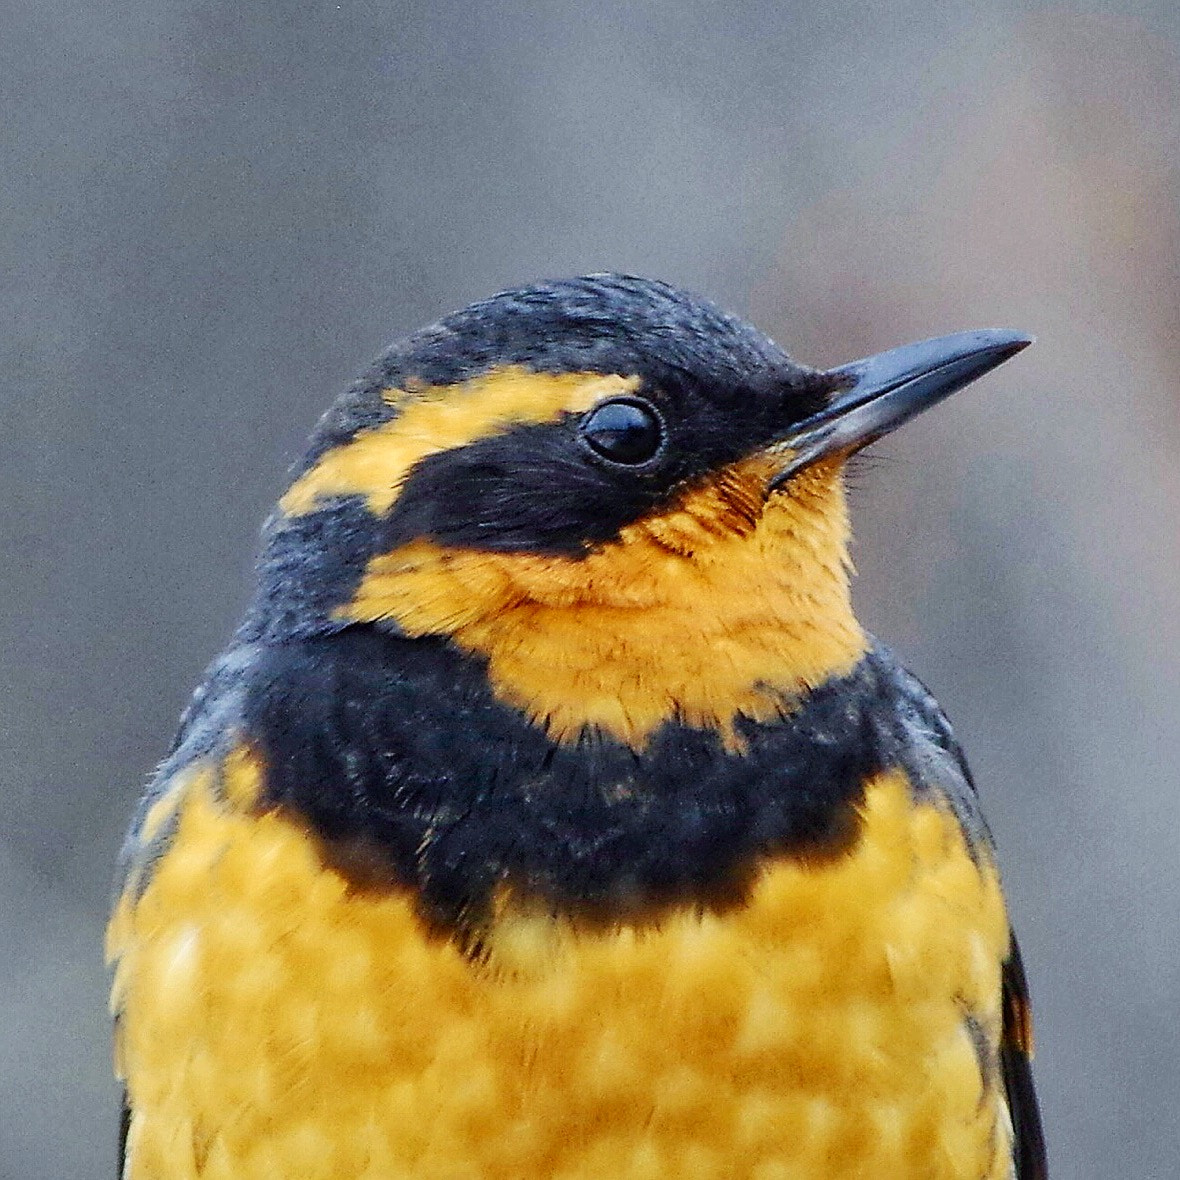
579;398;665;465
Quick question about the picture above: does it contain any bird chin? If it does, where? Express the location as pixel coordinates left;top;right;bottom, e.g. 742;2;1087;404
759;442;799;501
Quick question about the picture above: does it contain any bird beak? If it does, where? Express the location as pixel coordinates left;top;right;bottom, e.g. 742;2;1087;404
768;329;1033;490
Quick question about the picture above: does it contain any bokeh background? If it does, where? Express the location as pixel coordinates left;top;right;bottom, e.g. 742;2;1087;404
4;1;1179;1175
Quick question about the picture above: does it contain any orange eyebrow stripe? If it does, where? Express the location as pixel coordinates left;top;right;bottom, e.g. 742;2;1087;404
280;366;641;517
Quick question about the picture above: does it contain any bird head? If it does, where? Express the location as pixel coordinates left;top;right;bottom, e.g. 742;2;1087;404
246;275;1028;747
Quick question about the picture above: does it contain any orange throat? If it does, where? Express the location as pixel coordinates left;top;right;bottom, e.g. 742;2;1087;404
339;457;867;748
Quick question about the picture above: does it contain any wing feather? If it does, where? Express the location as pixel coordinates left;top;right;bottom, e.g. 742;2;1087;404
1002;934;1048;1179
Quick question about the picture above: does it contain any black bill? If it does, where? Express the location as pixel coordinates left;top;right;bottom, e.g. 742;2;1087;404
769;329;1033;490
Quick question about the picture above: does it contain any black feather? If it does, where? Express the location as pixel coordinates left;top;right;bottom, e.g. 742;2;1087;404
1003;936;1049;1179
117;1093;129;1180
124;630;994;935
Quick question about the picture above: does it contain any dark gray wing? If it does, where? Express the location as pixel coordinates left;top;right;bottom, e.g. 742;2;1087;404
871;645;1047;1178
1002;935;1048;1179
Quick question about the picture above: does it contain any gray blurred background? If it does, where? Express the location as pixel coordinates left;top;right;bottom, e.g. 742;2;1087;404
3;0;1178;1175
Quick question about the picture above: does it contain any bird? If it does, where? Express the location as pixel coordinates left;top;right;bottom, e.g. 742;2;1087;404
107;273;1045;1179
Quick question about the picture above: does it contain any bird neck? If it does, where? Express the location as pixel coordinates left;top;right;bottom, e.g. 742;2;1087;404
341;457;866;749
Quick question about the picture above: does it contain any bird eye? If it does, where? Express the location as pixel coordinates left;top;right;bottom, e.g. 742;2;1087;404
579;398;665;466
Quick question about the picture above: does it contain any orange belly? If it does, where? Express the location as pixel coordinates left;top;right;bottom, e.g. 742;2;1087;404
109;757;1012;1179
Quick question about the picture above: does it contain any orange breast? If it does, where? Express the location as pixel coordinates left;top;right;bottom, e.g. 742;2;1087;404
109;755;1012;1179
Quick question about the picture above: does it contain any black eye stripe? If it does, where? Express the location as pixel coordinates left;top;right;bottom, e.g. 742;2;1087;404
579;397;665;466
